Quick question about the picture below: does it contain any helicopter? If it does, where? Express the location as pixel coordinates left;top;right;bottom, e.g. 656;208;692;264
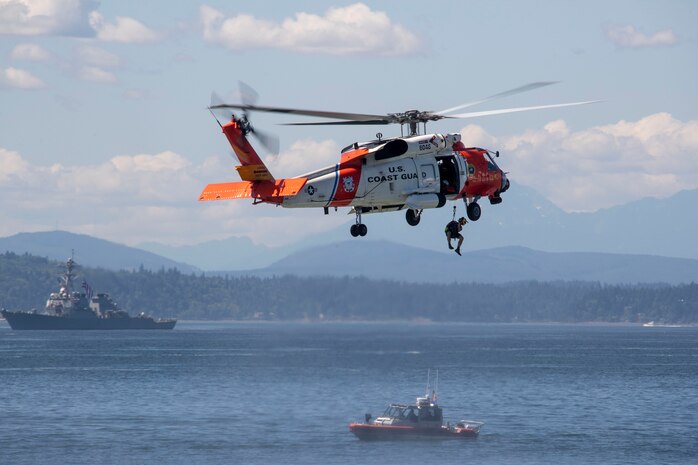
199;82;597;237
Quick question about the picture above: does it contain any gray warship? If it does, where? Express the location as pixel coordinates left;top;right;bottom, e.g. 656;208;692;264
1;256;176;330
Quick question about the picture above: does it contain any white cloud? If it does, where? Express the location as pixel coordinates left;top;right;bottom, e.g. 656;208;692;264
0;66;44;88
0;148;215;242
0;147;30;180
88;11;160;43
109;151;190;173
0;1;159;43
265;139;340;178
10;42;49;60
461;113;698;211
0;0;95;36
605;24;678;48
200;3;421;56
0;147;346;246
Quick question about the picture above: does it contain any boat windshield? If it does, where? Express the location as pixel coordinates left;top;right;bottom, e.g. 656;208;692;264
382;405;407;418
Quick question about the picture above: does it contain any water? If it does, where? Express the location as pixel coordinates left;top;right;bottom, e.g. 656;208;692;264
1;322;696;465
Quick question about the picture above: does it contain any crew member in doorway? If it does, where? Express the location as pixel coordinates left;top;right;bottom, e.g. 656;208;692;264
445;217;467;256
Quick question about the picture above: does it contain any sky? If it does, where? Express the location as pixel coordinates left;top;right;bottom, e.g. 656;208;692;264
1;0;697;247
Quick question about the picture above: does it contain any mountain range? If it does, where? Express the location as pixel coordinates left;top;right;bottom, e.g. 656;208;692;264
218;241;698;285
0;231;198;273
2;234;697;285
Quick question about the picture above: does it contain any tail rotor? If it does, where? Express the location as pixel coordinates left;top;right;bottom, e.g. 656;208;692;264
209;83;280;156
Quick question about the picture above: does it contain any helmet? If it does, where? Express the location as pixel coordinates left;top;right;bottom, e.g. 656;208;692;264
458;217;467;223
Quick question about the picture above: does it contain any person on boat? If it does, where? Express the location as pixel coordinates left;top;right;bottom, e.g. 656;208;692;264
445;217;467;256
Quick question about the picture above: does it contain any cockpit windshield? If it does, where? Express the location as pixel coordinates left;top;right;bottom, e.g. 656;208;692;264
341;138;390;154
485;151;501;172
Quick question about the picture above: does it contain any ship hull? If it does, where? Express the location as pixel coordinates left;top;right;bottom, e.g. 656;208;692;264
2;311;176;330
349;423;479;440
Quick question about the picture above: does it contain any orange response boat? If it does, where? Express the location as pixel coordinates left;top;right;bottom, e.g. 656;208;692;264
349;373;483;440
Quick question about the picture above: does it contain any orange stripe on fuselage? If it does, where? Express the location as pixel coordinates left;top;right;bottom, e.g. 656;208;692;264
328;148;367;207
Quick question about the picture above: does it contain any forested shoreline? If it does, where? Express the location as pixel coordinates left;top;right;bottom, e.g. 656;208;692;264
1;252;696;323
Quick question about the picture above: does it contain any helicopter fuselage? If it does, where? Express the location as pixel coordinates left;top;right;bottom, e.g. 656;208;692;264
282;133;507;216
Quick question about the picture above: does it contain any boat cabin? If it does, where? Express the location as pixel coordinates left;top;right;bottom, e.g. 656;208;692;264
373;396;443;429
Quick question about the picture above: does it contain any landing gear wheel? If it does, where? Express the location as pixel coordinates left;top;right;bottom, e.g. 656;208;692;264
351;208;367;238
406;209;421;226
467;202;481;222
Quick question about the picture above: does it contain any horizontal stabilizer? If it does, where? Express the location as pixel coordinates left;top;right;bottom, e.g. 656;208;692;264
198;178;307;202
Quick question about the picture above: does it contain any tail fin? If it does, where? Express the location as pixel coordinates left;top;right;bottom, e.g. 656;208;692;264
222;119;274;182
199;116;307;204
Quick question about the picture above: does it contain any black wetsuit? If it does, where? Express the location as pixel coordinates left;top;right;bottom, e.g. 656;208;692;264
445;220;461;239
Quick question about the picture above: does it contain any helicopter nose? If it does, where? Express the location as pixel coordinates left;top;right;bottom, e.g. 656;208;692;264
500;173;510;193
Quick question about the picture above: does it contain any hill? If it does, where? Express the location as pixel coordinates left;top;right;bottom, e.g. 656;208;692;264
0;231;198;273
1;252;696;324
222;241;698;285
3;230;697;285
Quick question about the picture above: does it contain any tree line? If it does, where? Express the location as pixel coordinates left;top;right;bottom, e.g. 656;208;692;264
1;252;696;323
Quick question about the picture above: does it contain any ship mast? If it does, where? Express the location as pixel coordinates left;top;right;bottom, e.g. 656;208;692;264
59;250;77;294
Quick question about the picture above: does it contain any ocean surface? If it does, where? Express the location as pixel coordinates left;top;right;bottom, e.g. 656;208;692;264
0;322;696;465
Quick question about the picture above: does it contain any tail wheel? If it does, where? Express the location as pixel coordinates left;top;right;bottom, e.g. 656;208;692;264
467;202;481;221
406;209;421;226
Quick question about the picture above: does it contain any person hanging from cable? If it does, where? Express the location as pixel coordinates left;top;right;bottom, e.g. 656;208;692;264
445;214;467;256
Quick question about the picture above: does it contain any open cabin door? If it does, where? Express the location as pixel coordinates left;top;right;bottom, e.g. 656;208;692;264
436;155;460;195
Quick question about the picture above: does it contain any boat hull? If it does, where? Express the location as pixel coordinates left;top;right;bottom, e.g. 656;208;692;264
1;311;176;330
349;423;479;440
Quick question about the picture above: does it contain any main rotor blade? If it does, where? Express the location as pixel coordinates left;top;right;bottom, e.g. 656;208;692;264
209;102;389;122
283;119;392;126
437;81;558;115
447;100;601;119
209;92;235;123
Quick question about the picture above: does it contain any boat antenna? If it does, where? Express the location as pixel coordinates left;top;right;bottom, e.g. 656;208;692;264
434;369;439;403
426;368;431;397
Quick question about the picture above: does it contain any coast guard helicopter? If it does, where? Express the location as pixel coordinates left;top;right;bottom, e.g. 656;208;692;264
199;82;597;237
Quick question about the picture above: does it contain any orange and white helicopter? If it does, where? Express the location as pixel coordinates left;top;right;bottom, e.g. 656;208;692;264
199;82;596;237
